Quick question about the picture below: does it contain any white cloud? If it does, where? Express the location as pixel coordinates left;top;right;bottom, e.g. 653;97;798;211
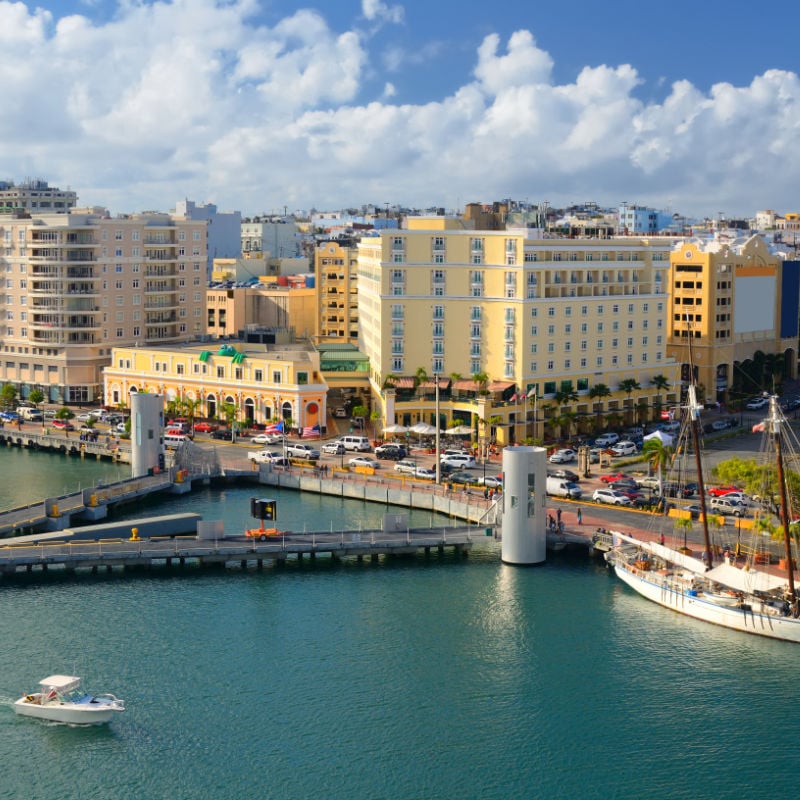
2;1;800;218
362;0;404;25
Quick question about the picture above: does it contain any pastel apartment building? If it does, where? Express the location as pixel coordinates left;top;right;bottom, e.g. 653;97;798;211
0;207;207;405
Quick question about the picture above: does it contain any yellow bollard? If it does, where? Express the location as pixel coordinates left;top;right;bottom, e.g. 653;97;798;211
129;527;139;541
88;494;97;507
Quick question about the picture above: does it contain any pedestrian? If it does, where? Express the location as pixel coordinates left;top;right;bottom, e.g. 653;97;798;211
659;533;665;546
556;508;562;526
577;508;582;525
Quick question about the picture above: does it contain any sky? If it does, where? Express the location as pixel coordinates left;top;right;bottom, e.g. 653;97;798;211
3;0;800;219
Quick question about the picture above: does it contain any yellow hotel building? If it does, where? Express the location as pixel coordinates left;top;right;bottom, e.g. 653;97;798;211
667;235;799;403
357;218;680;443
104;340;327;430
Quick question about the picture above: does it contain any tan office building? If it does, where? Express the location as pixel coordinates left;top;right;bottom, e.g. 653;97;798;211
0;207;207;404
357;219;679;444
667;235;799;403
315;240;359;343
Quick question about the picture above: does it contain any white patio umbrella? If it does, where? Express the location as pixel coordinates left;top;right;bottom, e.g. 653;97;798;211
446;425;473;436
382;424;408;435
410;422;439;435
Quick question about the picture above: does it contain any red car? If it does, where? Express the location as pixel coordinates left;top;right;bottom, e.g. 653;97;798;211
193;422;217;433
52;419;75;431
600;472;632;484
708;484;742;497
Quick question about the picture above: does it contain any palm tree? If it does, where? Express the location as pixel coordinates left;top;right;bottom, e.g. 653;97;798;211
589;383;611;426
414;366;428;388
382;373;398;390
472;371;489;395
553;388;578;407
642;436;674;497
619;378;641;424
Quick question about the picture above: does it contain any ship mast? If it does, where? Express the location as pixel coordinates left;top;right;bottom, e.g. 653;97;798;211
683;312;713;569
687;383;713;569
767;396;797;610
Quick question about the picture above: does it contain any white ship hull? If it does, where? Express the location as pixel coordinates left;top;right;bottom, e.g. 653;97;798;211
614;563;800;643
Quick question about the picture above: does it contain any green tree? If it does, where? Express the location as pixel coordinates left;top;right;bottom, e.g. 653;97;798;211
55;406;74;421
619;378;641;424
589;383;611;426
642;436;674;496
650;374;670;393
472;371;489;395
369;409;381;439
351;404;369;432
0;383;18;410
553;388;578;407
28;388;45;408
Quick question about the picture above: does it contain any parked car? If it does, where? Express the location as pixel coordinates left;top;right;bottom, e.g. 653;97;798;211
636;475;661;490
447;471;481;486
718;491;750;506
211;428;232;440
549;448;576;464
592;488;633;506
251;433;284;445
52;419;75;431
374;443;408;460
710;419;734;431
322;441;345;455
709;496;746;516
610;441;638;457
746;397;768;410
708;484;742;497
594;432;620;447
475;475;503;489
286;443;320;460
547;468;579;482
600;472;632;484
394;460;417;474
193;421;217;433
441;454;477;469
0;410;20;422
349;456;380;469
413;466;437;480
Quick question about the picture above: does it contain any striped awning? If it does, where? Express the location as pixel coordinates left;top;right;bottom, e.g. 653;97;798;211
452;379;480;391
418;379;451;389
487;381;515;392
392;377;415;389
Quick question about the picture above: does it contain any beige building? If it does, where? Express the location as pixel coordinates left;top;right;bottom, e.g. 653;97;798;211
357;219;680;444
0;207;207;405
667;235;798;403
315;240;359;343
104;340;327;430
207;285;317;340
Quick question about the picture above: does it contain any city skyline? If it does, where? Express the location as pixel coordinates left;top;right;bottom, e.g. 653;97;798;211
4;0;800;218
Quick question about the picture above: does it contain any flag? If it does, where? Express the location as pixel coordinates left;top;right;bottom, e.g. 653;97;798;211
264;421;284;434
752;422;765;433
302;424;321;438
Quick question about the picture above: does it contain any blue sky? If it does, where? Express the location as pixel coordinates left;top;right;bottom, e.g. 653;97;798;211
3;0;800;218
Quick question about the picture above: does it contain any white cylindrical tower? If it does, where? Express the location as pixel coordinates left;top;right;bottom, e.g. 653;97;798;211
501;445;547;565
130;392;165;478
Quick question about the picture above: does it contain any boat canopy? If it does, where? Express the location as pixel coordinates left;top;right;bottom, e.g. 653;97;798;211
705;562;787;594
613;531;708;574
39;675;81;691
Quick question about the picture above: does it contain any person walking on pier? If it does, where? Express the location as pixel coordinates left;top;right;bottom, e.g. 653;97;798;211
577;508;582;525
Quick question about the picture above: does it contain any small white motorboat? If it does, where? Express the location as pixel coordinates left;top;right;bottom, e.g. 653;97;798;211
14;675;125;724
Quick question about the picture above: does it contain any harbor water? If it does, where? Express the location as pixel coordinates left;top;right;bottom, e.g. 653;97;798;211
0;448;798;799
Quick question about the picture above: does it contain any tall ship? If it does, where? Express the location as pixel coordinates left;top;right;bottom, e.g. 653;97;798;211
605;387;800;643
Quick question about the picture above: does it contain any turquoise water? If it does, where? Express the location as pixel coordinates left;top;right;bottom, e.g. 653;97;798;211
0;450;798;799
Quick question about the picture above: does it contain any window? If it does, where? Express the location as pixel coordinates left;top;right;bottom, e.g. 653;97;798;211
531;343;538;353
547;324;555;335
548;307;555;317
254;369;263;382
548;342;555;353
531;325;538;336
272;370;282;383
547;360;554;370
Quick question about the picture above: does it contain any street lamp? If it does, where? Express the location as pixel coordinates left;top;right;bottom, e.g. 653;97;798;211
435;375;441;485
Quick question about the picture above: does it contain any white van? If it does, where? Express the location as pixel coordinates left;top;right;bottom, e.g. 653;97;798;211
19;407;43;421
339;435;371;452
594;432;620;447
546;476;583;499
163;432;190;446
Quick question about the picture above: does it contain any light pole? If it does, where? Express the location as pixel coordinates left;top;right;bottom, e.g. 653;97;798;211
435;375;441;485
